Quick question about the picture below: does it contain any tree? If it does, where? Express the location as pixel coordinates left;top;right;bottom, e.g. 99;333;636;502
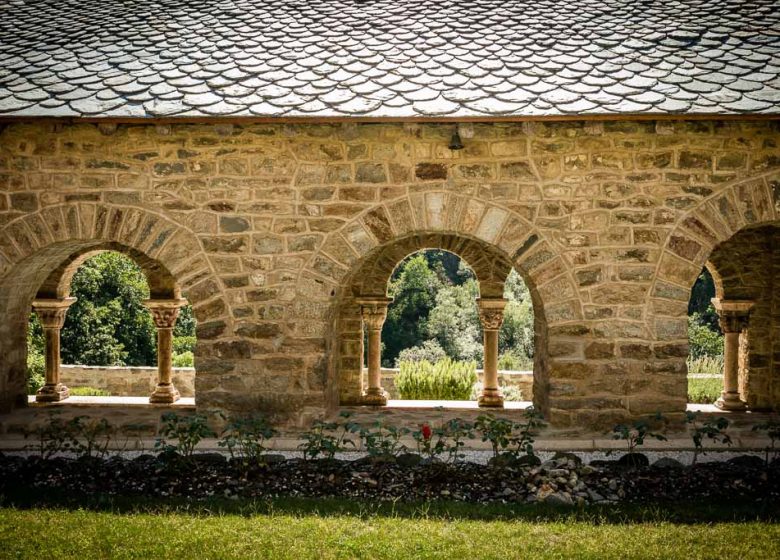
426;279;483;364
382;254;443;365
60;252;157;366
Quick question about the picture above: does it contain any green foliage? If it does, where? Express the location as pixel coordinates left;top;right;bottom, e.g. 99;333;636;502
475;409;545;459
155;413;214;458
410;418;475;462
688;313;724;359
173;336;196;354
396;358;477;400
218;414;278;464
498;351;533;371
499;270;534;362
752;417;780;465
69;387;111;397
688;269;719;330
685;411;732;465
609;414;668;456
23;413;83;459
298;412;360;460
687;376;722;404
26;350;45;395
172;351;194;368
61;252;157;366
69;416;115;458
396;340;446;366
358;416;410;457
426;279;483;363
383;254;443;366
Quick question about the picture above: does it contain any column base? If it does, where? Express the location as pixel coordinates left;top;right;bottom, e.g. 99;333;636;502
150;383;180;404
362;388;388;406
715;391;747;411
478;388;504;408
35;383;70;402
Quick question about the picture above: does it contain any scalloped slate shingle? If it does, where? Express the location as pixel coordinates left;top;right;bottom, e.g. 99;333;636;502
0;0;779;119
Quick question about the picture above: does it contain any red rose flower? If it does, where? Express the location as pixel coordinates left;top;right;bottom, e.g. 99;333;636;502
421;423;432;440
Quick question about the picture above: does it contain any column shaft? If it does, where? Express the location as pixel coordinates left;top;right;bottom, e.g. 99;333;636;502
32;298;76;403
358;297;392;406
478;298;507;408
712;298;752;411
145;299;186;404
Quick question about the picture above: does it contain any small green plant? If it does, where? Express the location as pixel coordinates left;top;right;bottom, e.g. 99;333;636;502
515;407;546;457
752;416;780;466
69;416;116;458
686;355;724;375
172;351;194;368
359;416;410;457
299;412;360;460
609;415;668;458
218;414;277;465
396;358;478;400
685;411;732;465
440;418;475;463
475;414;517;458
155;412;214;458
23;413;81;459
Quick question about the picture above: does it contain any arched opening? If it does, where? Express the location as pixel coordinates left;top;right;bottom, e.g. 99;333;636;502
332;232;549;410
696;224;780;411
377;249;535;404
25;251;196;400
686;267;724;406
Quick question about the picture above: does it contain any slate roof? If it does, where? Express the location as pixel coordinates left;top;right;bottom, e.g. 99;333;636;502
1;0;779;119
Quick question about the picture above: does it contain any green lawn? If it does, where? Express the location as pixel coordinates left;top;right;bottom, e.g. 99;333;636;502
0;499;778;560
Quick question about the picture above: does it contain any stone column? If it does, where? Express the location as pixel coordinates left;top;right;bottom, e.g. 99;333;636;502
478;297;508;408
144;298;187;404
32;298;76;402
358;297;392;406
711;298;753;411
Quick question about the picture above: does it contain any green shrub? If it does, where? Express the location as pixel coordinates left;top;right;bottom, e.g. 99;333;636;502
26;350;45;395
687;376;722;404
173;336;196;355
396;358;477;400
470;382;524;402
69;387;111;397
155;412;214;458
396;340;446;366
688;314;723;359
498;351;533;371
172;351;194;368
218;414;277;464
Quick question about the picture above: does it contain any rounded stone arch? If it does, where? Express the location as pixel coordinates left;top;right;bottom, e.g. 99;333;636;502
0;202;231;412
651;171;780;321
301;192;584;413
647;171;780;410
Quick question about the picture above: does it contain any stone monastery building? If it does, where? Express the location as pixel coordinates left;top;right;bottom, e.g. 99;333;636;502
0;0;779;430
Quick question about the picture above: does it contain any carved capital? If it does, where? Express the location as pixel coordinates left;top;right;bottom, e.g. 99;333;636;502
477;297;508;331
358;296;392;332
711;298;753;334
32;298;76;329
144;298;187;329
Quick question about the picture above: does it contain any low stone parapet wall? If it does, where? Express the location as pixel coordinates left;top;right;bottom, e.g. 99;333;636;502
378;368;534;401
60;365;195;398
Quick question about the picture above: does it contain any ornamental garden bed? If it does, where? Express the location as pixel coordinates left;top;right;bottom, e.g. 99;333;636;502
2;410;779;508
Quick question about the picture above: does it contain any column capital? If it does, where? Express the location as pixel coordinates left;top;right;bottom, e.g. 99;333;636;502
358;296;392;331
477;297;508;331
711;298;753;333
32;297;76;329
143;298;187;329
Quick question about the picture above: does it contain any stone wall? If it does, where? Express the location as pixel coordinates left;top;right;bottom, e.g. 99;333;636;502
1;119;779;428
59;365;195;398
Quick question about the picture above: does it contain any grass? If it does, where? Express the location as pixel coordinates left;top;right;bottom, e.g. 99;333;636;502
687;355;724;375
688;376;722;404
0;496;778;559
68;386;111;397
